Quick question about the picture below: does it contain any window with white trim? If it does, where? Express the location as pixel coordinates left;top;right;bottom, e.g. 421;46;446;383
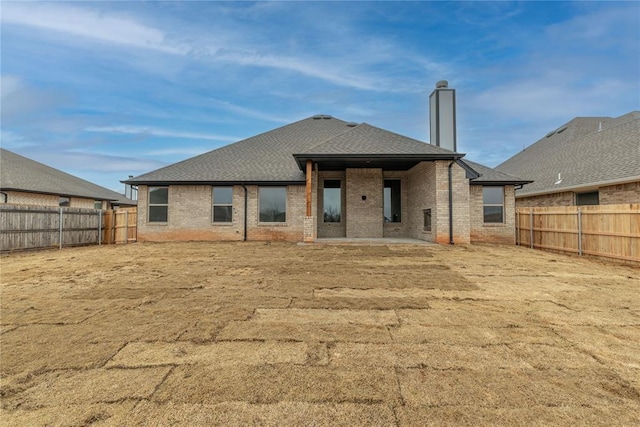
212;187;233;223
259;187;286;222
148;186;168;222
483;186;504;223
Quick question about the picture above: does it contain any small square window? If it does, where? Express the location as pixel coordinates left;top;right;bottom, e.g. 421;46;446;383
94;200;102;210
59;197;70;207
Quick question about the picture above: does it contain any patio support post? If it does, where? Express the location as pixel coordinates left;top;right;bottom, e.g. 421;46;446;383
305;160;312;216
303;160;314;243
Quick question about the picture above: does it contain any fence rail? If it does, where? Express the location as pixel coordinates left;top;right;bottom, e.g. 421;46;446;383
0;205;137;252
516;204;639;262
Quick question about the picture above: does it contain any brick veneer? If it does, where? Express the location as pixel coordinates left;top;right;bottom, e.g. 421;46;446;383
137;184;306;242
516;181;639;207
1;191;101;209
598;182;640;204
345;168;383;238
469;185;516;244
136;161;520;244
407;161;470;244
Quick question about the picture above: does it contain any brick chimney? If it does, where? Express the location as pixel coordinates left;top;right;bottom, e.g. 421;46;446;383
429;80;457;152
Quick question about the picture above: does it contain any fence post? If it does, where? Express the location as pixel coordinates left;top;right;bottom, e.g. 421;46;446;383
98;210;102;245
125;210;129;244
515;210;519;246
529;210;534;249
577;207;582;256
59;207;64;250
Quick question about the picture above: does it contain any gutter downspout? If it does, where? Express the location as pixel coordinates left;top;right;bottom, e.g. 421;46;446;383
241;184;248;241
448;161;454;245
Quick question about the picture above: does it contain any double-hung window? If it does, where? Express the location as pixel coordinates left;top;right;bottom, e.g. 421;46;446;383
483;187;504;223
213;187;233;223
259;187;286;222
148;186;169;222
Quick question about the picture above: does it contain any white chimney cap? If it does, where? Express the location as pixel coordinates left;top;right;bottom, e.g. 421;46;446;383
436;80;448;89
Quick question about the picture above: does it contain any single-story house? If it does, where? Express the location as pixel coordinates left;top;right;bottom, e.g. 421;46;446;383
0;148;136;209
496;111;639;207
124;82;529;245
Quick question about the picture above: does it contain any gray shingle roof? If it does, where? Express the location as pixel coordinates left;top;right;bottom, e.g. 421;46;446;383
126;116;464;185
495;112;640;196
300;123;458;155
1;148;136;204
462;160;531;185
126;116;355;184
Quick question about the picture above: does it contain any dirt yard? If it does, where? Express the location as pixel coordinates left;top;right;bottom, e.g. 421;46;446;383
1;241;639;426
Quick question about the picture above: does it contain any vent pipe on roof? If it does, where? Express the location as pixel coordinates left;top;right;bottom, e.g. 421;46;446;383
429;80;457;152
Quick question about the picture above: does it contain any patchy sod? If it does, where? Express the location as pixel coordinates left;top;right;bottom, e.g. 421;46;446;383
1;241;639;425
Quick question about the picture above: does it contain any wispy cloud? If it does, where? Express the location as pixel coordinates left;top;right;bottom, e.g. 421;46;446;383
1;2;443;94
85;125;239;142
145;148;212;157
206;98;291;123
1;2;185;54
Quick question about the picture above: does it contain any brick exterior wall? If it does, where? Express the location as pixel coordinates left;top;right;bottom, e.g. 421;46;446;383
1;191;102;209
599;181;640;204
516;191;575;208
407;162;437;242
517;181;639;207
345;168;383;238
137;184;305;242
406;161;470;244
469;185;516;244
136;161;519;245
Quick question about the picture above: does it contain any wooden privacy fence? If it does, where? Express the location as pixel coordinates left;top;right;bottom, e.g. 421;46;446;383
0;205;137;252
102;208;137;244
516;204;640;263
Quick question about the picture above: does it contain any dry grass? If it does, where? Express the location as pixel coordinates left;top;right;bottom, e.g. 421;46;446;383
1;241;639;426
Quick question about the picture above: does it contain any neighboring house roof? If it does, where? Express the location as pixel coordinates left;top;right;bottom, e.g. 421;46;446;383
462;160;532;186
0;148;136;204
496;112;640;197
125;115;465;185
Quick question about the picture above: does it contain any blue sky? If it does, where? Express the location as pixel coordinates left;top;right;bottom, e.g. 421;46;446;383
2;1;638;192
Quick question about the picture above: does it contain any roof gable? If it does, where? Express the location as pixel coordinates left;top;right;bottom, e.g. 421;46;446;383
496;112;640;196
462;159;531;185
